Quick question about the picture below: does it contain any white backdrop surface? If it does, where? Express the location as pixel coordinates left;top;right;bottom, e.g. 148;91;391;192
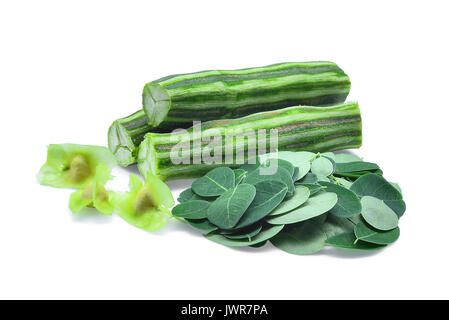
0;0;448;299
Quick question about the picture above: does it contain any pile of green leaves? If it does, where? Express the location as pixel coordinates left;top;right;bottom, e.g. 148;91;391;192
172;151;405;254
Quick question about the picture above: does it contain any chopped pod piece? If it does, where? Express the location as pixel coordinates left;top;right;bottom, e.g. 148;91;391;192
113;173;174;232
38;144;117;189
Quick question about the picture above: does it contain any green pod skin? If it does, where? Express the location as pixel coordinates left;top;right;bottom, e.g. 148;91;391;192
110;61;351;166
142;62;351;128
137;102;362;181
107;110;180;167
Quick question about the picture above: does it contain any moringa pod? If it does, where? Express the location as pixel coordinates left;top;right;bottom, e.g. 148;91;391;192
137;102;362;180
109;62;351;166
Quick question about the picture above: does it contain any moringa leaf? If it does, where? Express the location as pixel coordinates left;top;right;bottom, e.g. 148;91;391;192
297;184;323;196
249;240;267;248
318;182;361;218
233;169;247;185
390;182;402;195
259;151;315;181
384;199;406;217
266;192;338;225
235;180;288;229
172;200;210;219
206;184;256;229
311;156;334;177
325;232;386;251
336;171;381;180
360;196;399;231
178;188;197;203
263;158;295;177
335;161;380;174
192;167;235;197
223;224;263;240
322;214;355;239
351;174;404;216
317;175;331;182
321;152;336;161
291;167;300;182
334;153;363;163
269;185;310;216
298;172;318;184
177;188;215;203
295;163;312;182
205;224;284;247
270;218;326;255
243;166;294;197
350;173;402;200
334;177;353;189
354;222;400;245
185;218;218;232
239;158;261;174
259;151;315;167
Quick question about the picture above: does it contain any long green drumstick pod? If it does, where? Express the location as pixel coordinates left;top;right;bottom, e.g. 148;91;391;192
111;61;351;166
137;102;362;181
142;61;351;128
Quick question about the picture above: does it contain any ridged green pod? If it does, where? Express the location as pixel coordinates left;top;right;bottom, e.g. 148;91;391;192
111;62;351;166
143;61;351;127
108;110;174;167
137;102;362;180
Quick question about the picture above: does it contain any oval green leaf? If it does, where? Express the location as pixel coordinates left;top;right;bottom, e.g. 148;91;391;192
185;218;218;232
263;158;295;177
235;180;288;228
318;182;361;218
270;219;326;255
291;167;300;182
322;214;354;239
177;188;196;203
325;232;386;251
296;183;323;196
243;166;294;197
299;172;318;184
223;224;263;240
321;152;336;161
311;156;334;177
334;177;353;189
233;169;247;185
334;153;363;163
360;196;399;231
205;224;284;247
350;173;402;201
384;199;406;217
259;151;315;167
389;182;402;195
266;192;338;225
354;222;400;245
172;200;210;219
259;151;315;181
192;167;235;197
206;184;256;229
269;185;310;216
239;158;261;174
249;240;267;248
335;161;380;174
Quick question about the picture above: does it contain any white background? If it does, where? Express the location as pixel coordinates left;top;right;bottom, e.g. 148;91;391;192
1;0;448;299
